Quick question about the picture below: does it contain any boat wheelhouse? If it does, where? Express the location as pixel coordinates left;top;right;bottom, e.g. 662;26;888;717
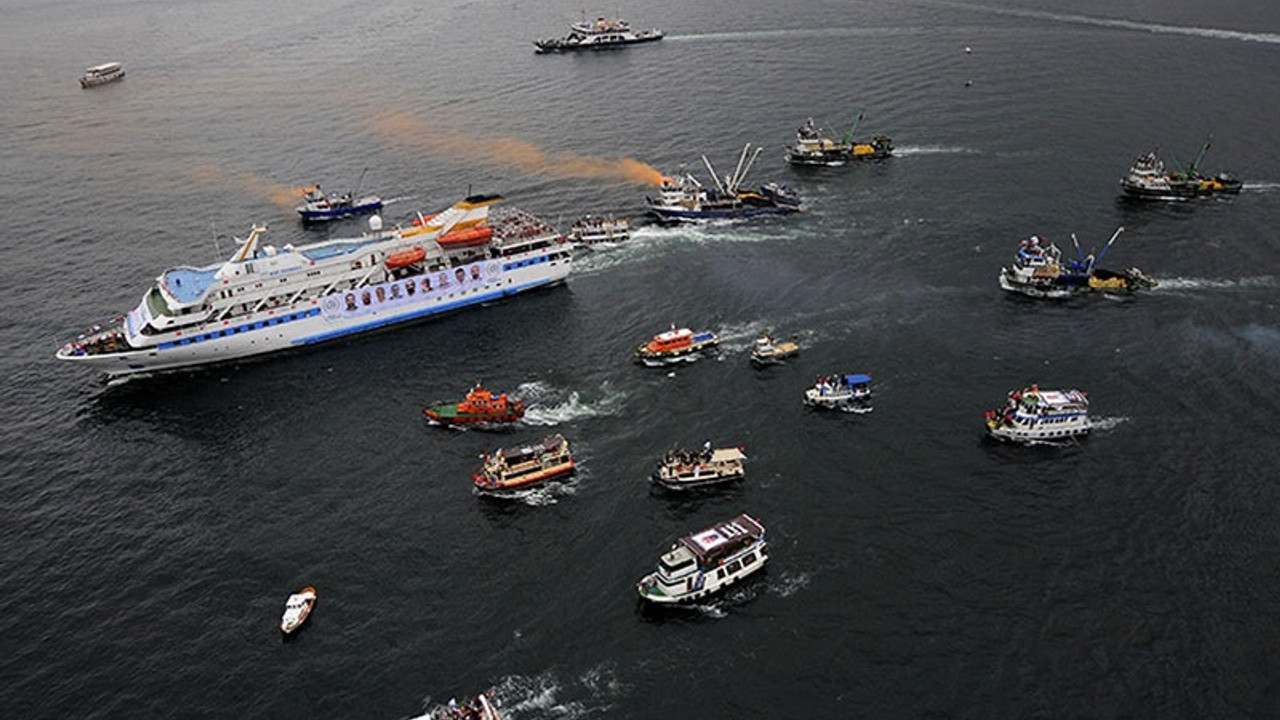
651;444;746;490
998;227;1156;298
804;373;872;412
646;144;802;223
750;332;800;366
473;434;575;493
56;195;572;377
636;514;768;605
534;16;664;53
785;116;893;166
985;385;1090;443
566;215;630;246
280;586;316;634
80;62;125;88
296;184;384;223
423;382;525;425
635;325;719;366
1120;139;1242;200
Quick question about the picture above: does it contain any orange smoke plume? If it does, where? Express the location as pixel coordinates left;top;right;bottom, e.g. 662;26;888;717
370;111;666;186
189;160;304;210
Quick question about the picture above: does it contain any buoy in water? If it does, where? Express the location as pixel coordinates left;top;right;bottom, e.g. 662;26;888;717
964;46;972;53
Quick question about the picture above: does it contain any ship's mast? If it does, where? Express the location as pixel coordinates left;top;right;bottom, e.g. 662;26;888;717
731;145;763;193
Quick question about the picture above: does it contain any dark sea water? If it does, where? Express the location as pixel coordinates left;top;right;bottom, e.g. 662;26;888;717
3;0;1280;718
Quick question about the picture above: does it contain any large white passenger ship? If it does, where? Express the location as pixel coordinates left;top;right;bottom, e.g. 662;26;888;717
57;194;572;377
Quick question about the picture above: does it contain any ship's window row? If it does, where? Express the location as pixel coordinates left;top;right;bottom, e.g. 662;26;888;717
157;308;321;349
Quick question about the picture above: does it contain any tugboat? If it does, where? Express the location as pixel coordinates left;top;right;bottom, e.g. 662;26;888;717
473;434;575;493
635;324;719;366
1120;138;1243;200
535;16;664;53
750;331;800;366
637;514;769;605
566;215;630;246
80;62;125;88
785;115;893;166
423;382;525;425
651;442;747;490
984;385;1090;444
646;144;802;223
280;586;317;634
998;227;1157;299
804;373;873;412
296;170;383;223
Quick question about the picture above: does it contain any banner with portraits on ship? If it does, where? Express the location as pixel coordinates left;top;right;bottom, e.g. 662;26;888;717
319;258;504;321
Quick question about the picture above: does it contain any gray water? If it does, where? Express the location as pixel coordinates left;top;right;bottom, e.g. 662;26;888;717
3;1;1280;718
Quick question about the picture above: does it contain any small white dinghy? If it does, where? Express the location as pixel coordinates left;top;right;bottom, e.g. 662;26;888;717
280;586;316;634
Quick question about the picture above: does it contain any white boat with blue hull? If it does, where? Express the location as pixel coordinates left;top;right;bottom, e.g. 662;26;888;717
57;195;572;377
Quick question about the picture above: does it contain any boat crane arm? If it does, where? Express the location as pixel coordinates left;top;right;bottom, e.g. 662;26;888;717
729;144;751;194
843;111;865;145
734;146;763;193
1092;226;1125;267
1189;136;1213;175
701;155;727;194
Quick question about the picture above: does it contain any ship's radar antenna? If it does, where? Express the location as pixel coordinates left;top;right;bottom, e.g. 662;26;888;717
368;215;383;232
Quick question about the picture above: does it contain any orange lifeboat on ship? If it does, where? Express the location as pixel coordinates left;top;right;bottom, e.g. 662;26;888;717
385;246;426;270
438;225;493;249
410;213;439;227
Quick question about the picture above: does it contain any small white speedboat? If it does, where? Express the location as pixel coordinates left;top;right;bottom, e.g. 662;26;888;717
280;586;316;634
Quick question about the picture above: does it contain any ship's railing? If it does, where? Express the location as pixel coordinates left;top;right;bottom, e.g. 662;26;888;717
58;315;129;356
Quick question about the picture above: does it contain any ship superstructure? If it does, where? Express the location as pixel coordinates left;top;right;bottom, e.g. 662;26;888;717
57;195;572;376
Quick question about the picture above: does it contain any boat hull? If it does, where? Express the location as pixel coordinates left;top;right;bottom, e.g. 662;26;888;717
651;470;744;490
474;461;575;493
635;337;718;365
298;199;384;222
636;543;768;604
57;260;571;378
535;33;663;53
645;204;799;223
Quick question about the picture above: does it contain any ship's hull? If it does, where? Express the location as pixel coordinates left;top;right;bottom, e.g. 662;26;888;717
999;268;1155;298
298;199;384;222
645;204;800;223
1120;178;1243;200
80;70;125;88
58;261;570;377
534;33;663;53
785;148;892;166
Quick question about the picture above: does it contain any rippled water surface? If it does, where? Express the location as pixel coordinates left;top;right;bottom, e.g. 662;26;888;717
3;1;1280;718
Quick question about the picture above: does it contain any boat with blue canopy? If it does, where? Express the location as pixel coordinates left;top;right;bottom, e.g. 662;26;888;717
804;373;872;412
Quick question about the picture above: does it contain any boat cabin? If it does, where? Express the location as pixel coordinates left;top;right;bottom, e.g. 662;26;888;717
678;514;765;570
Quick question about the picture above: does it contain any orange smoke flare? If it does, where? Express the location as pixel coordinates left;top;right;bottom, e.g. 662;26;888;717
370;111;667;186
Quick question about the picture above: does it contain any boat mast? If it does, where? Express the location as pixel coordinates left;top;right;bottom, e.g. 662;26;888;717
352;167;369;196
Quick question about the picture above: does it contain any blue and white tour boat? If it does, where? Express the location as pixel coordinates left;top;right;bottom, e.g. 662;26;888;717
57;195;572;377
984;385;1091;443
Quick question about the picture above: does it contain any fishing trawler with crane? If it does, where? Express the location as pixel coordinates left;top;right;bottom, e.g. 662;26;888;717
56;195;572;378
296;170;383;223
1120;138;1242;200
785;115;893;165
646;144;802;223
998;227;1157;298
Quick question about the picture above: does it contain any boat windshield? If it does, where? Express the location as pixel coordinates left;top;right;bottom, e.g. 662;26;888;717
660;554;695;574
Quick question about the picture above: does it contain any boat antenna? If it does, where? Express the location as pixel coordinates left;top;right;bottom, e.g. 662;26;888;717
701;154;727;194
210;220;223;261
352;167;370;196
843;111;865;146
